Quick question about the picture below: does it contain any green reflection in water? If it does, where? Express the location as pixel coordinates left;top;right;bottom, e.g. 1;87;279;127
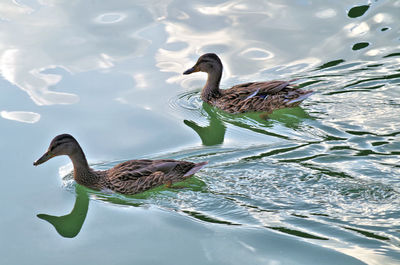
325;84;385;95
184;103;226;146
184;101;312;146
383;53;400;58
348;5;370;18
352;42;370;51
266;226;329;240
96;176;208;204
342;73;400;89
183;210;241;226
316;59;345;70
241;142;318;162
37;185;89;238
342;226;390;241
37;176;207;238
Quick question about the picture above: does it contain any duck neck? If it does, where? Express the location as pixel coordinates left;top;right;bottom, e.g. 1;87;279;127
69;146;99;188
202;67;222;102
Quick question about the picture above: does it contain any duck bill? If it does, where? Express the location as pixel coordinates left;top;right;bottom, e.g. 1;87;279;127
33;151;53;166
183;66;198;75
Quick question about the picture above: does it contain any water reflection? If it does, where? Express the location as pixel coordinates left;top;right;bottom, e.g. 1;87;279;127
0;0;152;106
347;5;370;18
37;185;89;238
183;103;226;146
0;110;40;123
38;169;208;238
315;8;337;19
267;226;328;240
352;42;370;51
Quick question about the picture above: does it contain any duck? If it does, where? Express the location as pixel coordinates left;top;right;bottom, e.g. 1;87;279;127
183;53;313;114
33;134;207;195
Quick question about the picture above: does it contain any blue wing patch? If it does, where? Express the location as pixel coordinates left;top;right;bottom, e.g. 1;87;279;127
245;88;260;100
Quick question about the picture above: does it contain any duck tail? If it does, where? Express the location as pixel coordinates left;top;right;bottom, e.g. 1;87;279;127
286;90;314;105
184;161;208;177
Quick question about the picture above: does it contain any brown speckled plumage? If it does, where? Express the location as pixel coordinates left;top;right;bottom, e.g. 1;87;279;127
34;134;207;195
183;53;313;114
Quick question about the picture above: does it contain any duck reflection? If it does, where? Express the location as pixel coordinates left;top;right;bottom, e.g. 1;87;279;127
36;184;148;238
184;103;226;146
36;176;207;238
37;185;89;238
184;102;312;146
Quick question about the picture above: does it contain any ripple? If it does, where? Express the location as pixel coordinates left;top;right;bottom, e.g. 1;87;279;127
94;13;126;24
169;90;203;111
240;47;274;61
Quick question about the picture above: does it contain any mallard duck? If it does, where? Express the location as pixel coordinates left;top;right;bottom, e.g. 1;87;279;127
33;134;207;195
183;53;313;114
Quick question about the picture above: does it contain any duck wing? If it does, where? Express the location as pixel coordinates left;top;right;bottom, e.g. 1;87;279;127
215;79;312;114
107;159;189;181
107;159;208;181
105;160;207;194
230;80;295;100
107;171;167;194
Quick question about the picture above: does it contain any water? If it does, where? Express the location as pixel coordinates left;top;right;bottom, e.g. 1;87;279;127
1;0;399;264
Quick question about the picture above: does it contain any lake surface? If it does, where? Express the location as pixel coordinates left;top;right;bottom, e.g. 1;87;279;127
1;0;399;264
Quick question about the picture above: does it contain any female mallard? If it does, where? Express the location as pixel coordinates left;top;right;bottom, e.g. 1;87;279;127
183;53;313;114
33;134;207;195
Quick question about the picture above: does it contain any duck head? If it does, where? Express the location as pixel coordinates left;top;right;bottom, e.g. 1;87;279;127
183;53;223;75
33;134;80;166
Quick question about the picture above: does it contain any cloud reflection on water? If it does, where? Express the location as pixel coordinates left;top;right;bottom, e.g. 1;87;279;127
0;0;152;106
1;0;397;114
0;110;40;123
